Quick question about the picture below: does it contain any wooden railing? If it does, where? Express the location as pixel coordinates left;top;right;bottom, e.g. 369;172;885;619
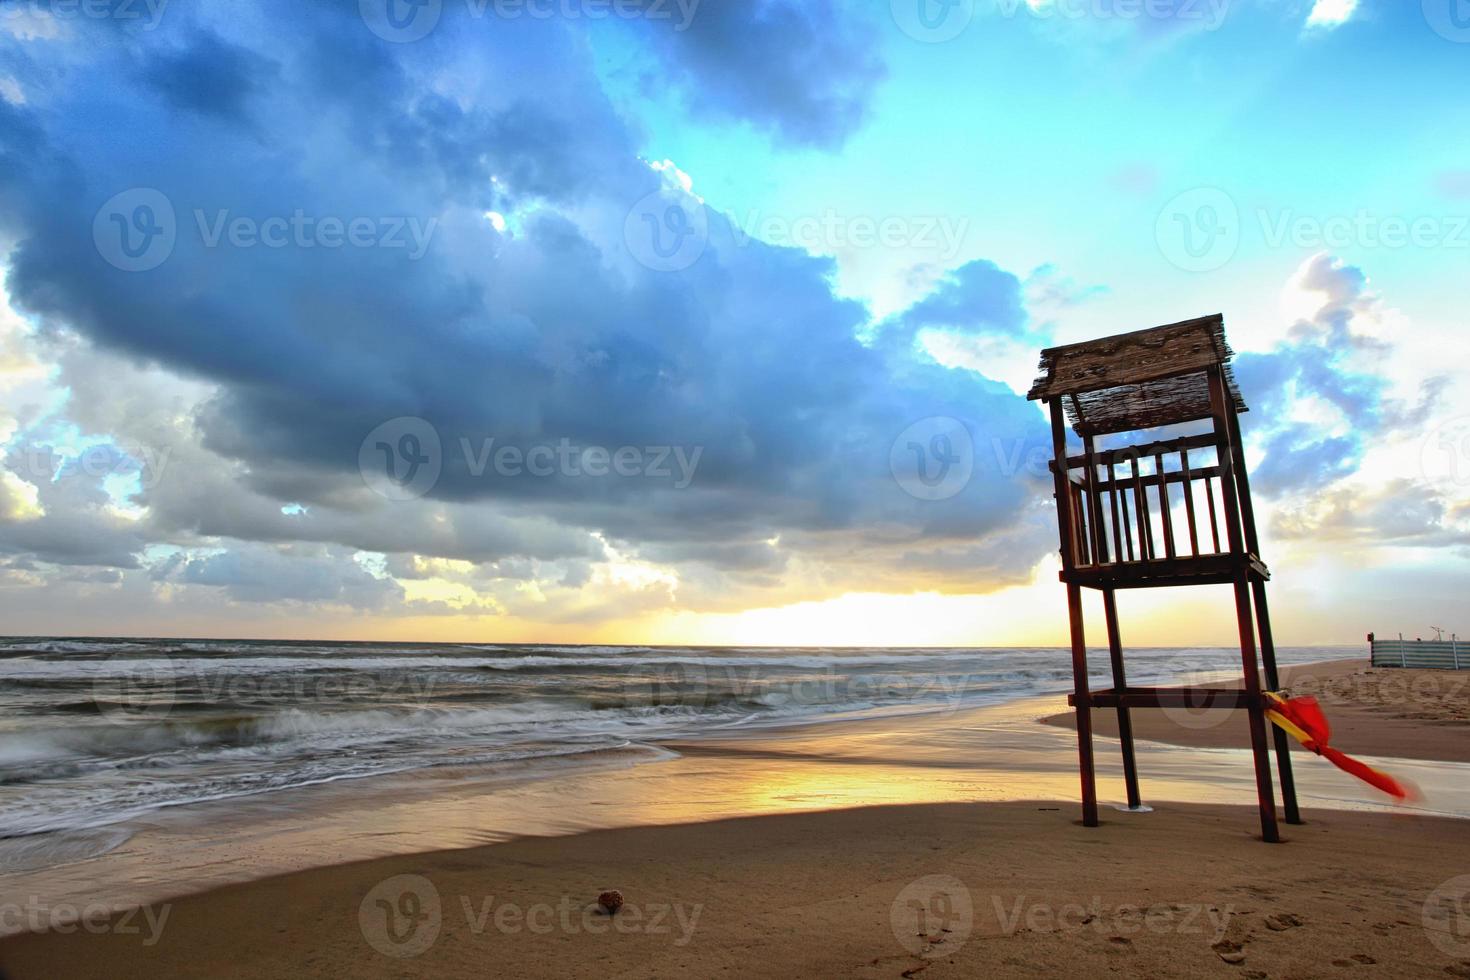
1056;433;1242;569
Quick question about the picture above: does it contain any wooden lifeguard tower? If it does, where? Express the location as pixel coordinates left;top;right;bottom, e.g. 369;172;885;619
1027;314;1300;842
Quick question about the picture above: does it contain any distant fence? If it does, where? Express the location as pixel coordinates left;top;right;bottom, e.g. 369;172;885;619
1370;638;1467;669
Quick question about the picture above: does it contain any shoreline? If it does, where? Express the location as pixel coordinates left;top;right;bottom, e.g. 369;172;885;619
6;656;1470;924
7;653;1470;968
6;801;1470;978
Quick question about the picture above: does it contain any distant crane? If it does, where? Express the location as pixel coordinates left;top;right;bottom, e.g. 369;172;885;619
1431;626;1446;642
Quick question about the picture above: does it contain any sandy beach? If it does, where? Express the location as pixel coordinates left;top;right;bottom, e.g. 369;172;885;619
6;656;1470;978
4;801;1470;978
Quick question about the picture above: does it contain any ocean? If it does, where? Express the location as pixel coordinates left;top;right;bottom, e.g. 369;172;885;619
0;637;1342;843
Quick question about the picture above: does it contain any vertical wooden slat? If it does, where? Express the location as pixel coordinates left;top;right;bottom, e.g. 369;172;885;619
1155;452;1176;560
1108;460;1124;565
1120;462;1136;562
1072;484;1090;566
1084;435;1108;566
1180;448;1200;556
1205;476;1221;553
1132;454;1154;560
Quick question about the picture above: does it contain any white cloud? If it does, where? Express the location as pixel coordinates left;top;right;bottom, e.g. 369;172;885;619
649;158;699;199
1305;0;1358;29
0;8;64;41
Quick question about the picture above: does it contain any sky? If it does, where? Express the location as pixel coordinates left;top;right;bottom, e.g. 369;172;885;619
0;0;1466;646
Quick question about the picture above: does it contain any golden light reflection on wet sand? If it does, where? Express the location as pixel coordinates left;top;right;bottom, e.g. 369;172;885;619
3;695;1466;934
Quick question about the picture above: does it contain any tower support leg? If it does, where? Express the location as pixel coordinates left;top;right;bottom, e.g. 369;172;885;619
1253;579;1301;824
1067;583;1099;827
1103;589;1141;809
1232;575;1280;842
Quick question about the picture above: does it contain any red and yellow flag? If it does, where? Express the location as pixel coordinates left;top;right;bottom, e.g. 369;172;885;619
1262;692;1415;802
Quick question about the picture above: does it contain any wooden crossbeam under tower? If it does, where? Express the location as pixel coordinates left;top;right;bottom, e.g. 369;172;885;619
1027;313;1300;843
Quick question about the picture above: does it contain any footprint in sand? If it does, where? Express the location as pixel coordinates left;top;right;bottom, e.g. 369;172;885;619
1213;939;1247;965
1264;912;1304;931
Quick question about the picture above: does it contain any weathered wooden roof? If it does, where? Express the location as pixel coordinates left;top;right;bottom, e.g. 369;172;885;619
1026;314;1246;436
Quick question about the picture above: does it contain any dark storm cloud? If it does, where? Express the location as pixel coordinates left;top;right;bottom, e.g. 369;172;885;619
883;260;1029;350
632;0;886;148
177;546;403;607
0;0;1049;596
1247;425;1358;497
137;29;276;123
